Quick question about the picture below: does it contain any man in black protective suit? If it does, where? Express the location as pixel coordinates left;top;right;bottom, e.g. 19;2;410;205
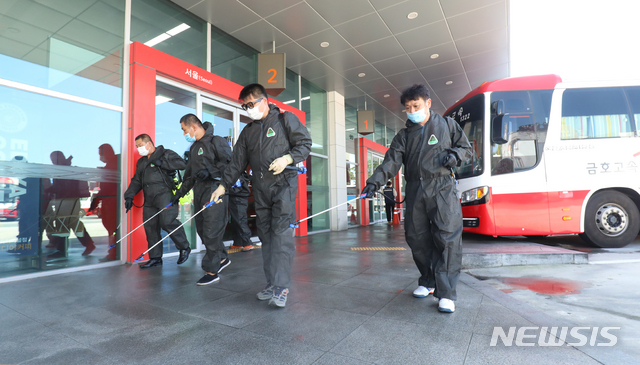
173;115;232;286
124;134;191;268
211;83;312;308
361;84;471;313
228;171;254;251
383;181;396;224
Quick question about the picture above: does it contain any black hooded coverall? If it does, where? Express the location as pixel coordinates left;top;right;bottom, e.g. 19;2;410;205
367;112;471;300
124;145;190;259
229;172;253;247
221;104;311;289
175;122;232;274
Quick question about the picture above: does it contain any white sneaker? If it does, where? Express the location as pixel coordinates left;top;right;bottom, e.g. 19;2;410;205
438;298;455;313
412;286;435;298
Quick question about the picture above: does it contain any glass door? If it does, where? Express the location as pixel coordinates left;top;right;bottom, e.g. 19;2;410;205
155;80;199;254
367;152;385;223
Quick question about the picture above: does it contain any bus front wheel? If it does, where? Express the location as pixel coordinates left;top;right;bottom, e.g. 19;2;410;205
579;191;640;248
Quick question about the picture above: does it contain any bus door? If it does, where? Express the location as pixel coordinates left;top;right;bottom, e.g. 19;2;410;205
489;90;553;236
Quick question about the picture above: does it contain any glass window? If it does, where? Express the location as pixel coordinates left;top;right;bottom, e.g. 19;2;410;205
490;90;552;175
202;103;234;139
561;87;632;139
624;87;640;134
306;156;329;231
375;121;385;146
385;127;395;147
301;79;328;155
272;69;299;106
131;0;207;70
447;94;484;178
211;26;257;86
0;85;122;277
0;0;125;105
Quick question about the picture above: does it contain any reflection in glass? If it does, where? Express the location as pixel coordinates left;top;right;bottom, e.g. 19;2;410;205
131;0;207;69
202;103;233;139
302;79;328;155
211;25;258;87
0;87;121;278
0;0;125;105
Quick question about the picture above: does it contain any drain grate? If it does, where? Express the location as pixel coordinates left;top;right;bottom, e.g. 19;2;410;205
350;247;407;251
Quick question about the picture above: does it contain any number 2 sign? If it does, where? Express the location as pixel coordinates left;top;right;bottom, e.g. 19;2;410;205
258;53;286;96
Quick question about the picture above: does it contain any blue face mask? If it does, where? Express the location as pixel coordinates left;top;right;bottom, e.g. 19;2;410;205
184;131;196;143
407;107;427;123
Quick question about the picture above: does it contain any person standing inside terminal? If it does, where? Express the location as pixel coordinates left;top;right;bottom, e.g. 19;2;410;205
211;83;312;308
383;180;396;224
361;84;471;313
173;115;232;286
124;134;191;268
229;171;254;251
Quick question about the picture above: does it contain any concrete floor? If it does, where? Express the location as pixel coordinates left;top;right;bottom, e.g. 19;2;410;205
466;238;640;363
0;225;637;364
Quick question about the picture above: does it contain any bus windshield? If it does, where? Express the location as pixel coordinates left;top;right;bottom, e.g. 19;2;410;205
446;94;484;179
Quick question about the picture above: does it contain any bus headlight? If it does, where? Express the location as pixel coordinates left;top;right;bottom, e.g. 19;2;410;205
460;186;489;206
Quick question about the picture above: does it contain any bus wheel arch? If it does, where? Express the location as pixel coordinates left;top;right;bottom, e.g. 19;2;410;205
579;189;640;248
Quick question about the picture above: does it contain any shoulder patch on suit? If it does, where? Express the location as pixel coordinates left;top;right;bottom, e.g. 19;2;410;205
198;147;204;155
428;134;438;145
266;127;275;138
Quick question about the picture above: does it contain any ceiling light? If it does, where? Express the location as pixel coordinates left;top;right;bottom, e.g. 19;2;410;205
301;96;311;101
166;23;190;36
346;128;355;131
383;94;390;98
145;33;171;47
358;73;366;77
445;80;453;85
282;99;296;104
430;53;439;59
320;42;330;48
155;95;173;105
407;12;418;20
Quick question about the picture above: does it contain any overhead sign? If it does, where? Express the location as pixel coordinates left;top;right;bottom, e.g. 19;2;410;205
258;53;286;96
357;110;375;135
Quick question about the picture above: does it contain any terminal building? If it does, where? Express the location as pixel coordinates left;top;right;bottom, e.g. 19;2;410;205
0;0;509;280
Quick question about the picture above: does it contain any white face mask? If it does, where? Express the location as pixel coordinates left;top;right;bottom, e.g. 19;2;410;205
137;145;149;156
246;101;264;120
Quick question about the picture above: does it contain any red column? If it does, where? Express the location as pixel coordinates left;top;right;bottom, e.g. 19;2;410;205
126;61;157;262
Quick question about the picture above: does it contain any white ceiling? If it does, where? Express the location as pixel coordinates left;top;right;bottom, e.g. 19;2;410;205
172;0;510;131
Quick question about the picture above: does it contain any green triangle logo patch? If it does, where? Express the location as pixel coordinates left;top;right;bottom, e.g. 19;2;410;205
266;127;275;138
198;147;204;155
427;134;438;145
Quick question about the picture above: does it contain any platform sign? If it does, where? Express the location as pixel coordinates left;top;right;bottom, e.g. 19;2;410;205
258;53;286;96
357;110;375;135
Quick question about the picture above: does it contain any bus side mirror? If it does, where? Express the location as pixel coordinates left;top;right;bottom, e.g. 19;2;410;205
491;114;509;144
491;100;505;115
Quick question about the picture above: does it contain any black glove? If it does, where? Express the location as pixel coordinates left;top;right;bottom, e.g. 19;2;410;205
442;153;458;169
124;198;133;213
361;183;377;198
152;159;162;167
195;169;210;180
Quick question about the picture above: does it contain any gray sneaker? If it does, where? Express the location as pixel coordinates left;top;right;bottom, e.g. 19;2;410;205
256;284;274;301
268;287;289;308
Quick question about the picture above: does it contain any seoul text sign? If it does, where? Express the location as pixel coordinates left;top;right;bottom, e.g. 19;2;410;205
357;110;375;135
258;53;286;96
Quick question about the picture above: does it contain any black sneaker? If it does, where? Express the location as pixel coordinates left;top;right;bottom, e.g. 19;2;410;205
218;258;231;273
196;273;219;286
